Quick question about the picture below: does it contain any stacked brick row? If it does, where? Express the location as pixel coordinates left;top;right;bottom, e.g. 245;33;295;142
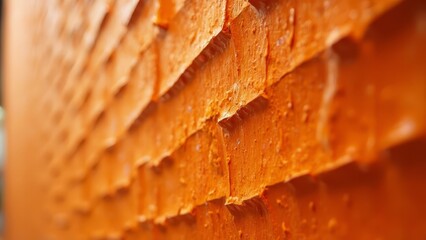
5;0;426;239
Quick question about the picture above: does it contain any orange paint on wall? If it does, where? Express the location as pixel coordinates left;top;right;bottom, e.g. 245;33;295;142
3;0;426;239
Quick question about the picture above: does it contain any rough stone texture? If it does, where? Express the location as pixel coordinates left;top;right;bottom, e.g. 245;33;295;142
3;0;426;239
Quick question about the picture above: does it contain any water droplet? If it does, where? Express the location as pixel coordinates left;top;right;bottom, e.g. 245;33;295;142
288;8;295;25
309;201;316;212
276;36;286;46
303;104;310;112
281;222;290;237
323;0;331;9
187;105;193;112
301;105;310;122
328;218;337;232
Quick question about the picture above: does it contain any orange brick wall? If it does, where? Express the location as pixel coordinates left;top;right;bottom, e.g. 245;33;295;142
3;0;426;239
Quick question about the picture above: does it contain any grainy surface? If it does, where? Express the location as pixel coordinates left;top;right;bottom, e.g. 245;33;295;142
3;0;426;239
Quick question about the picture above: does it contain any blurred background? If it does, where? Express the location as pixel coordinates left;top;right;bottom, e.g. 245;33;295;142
1;0;425;240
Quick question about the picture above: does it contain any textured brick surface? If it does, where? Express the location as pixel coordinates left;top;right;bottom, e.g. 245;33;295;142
3;0;426;239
